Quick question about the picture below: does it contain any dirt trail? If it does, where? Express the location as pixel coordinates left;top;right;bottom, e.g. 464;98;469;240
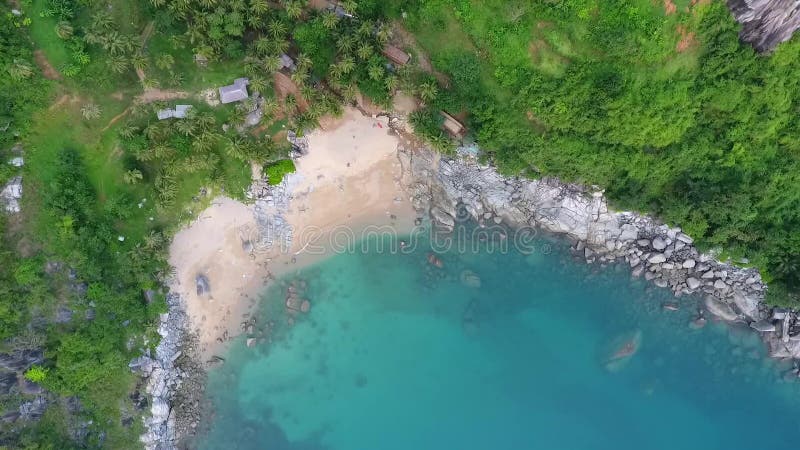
136;22;155;83
273;72;309;112
135;89;190;104
392;23;450;87
101;108;131;132
34;50;61;80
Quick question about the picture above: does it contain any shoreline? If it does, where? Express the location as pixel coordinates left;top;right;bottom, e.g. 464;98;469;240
138;105;799;449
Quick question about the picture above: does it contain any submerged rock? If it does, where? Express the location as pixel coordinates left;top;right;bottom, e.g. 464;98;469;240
601;330;642;372
459;270;482;288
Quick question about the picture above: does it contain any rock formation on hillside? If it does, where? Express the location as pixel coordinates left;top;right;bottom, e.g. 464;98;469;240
728;0;800;52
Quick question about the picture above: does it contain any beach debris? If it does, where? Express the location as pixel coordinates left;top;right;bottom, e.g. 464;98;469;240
460;270;481;288
195;274;211;297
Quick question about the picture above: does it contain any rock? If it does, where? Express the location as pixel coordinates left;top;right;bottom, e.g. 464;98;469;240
459;270;482;288
246;338;256;348
701;270;716;279
0;372;17;394
143;289;157;304
19;396;47;421
0;350;43;372
690;317;707;330
676;233;693;244
1;411;19;423
705;297;738;321
728;0;800;52
686;277;702;290
648;253;666;264
654;279;668;288
0;176;22;213
631;265;644;278
430;206;455;231
750;320;777;333
19;379;43;395
195;274;211;297
713;279;728;290
8;157;23;167
682;259;696;269
733;291;760;320
618;224;638;241
652;237;667;250
637;239;651;248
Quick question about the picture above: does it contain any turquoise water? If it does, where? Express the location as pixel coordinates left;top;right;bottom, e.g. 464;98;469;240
197;228;800;450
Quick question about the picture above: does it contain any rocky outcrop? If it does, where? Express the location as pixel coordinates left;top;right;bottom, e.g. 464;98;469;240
0;176;22;213
405;145;800;361
132;293;189;450
728;0;800;52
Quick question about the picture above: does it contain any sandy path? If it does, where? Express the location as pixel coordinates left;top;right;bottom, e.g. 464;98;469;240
34;50;61;80
135;89;190;103
169;108;416;360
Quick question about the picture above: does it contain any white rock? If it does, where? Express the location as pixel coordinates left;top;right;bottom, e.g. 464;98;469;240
652;237;667;250
648;253;666;264
682;259;696;269
705;297;738;321
686;277;701;290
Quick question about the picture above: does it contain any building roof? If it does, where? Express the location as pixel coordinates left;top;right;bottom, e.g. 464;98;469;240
174;104;192;118
441;111;466;138
219;78;250;104
157;105;193;120
382;45;411;65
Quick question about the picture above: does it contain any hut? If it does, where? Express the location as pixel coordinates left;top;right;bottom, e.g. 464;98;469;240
218;78;250;104
382;45;411;66
440;111;466;139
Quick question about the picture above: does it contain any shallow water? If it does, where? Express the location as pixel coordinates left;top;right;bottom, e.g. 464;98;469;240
197;227;800;450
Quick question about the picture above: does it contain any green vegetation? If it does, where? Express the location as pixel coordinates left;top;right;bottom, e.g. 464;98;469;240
399;0;800;305
264;158;295;185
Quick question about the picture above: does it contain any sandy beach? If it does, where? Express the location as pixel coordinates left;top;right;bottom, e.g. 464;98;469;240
168;108;416;360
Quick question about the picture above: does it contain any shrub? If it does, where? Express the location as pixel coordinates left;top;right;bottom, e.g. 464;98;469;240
264;159;296;185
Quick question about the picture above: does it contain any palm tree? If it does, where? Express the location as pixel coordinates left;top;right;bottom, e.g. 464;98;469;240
249;76;269;94
296;54;312;72
269;20;288;39
90;11;114;32
175;119;196;137
81;103;102;120
285;0;303;19
342;0;358;15
337;35;355;53
418;81;438;103
192;132;218;153
356;43;373;61
141;77;160;90
169;71;184;87
339;56;355;75
322;11;339;29
264;55;282;74
7;59;34;81
155;54;175;70
131;53;149;71
384;75;399;93
250;0;269;15
124;169;144;184
368;64;384;81
55;21;73;39
226;137;251;160
291;69;309;86
284;94;298;116
270;39;290;55
108;55;128;74
119;125;139;139
376;24;392;44
254;37;271;56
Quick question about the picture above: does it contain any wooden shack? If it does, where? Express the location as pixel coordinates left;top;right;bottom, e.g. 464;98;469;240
441;111;466;139
382;45;411;66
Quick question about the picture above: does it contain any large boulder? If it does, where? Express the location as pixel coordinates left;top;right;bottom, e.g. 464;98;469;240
727;0;800;52
705;297;738;321
732;290;760;320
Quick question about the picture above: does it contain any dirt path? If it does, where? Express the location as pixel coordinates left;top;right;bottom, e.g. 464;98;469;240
135;89;190;104
273;72;309;113
136;22;155;83
101;108;131;132
392;23;450;87
34;50;61;80
48;94;72;111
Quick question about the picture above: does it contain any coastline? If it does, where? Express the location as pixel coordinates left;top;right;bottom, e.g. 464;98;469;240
137;105;799;449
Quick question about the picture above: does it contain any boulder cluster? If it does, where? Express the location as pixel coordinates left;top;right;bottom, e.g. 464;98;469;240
404;146;800;361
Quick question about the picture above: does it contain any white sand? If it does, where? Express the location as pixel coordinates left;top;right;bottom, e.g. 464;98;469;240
169;108;416;360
